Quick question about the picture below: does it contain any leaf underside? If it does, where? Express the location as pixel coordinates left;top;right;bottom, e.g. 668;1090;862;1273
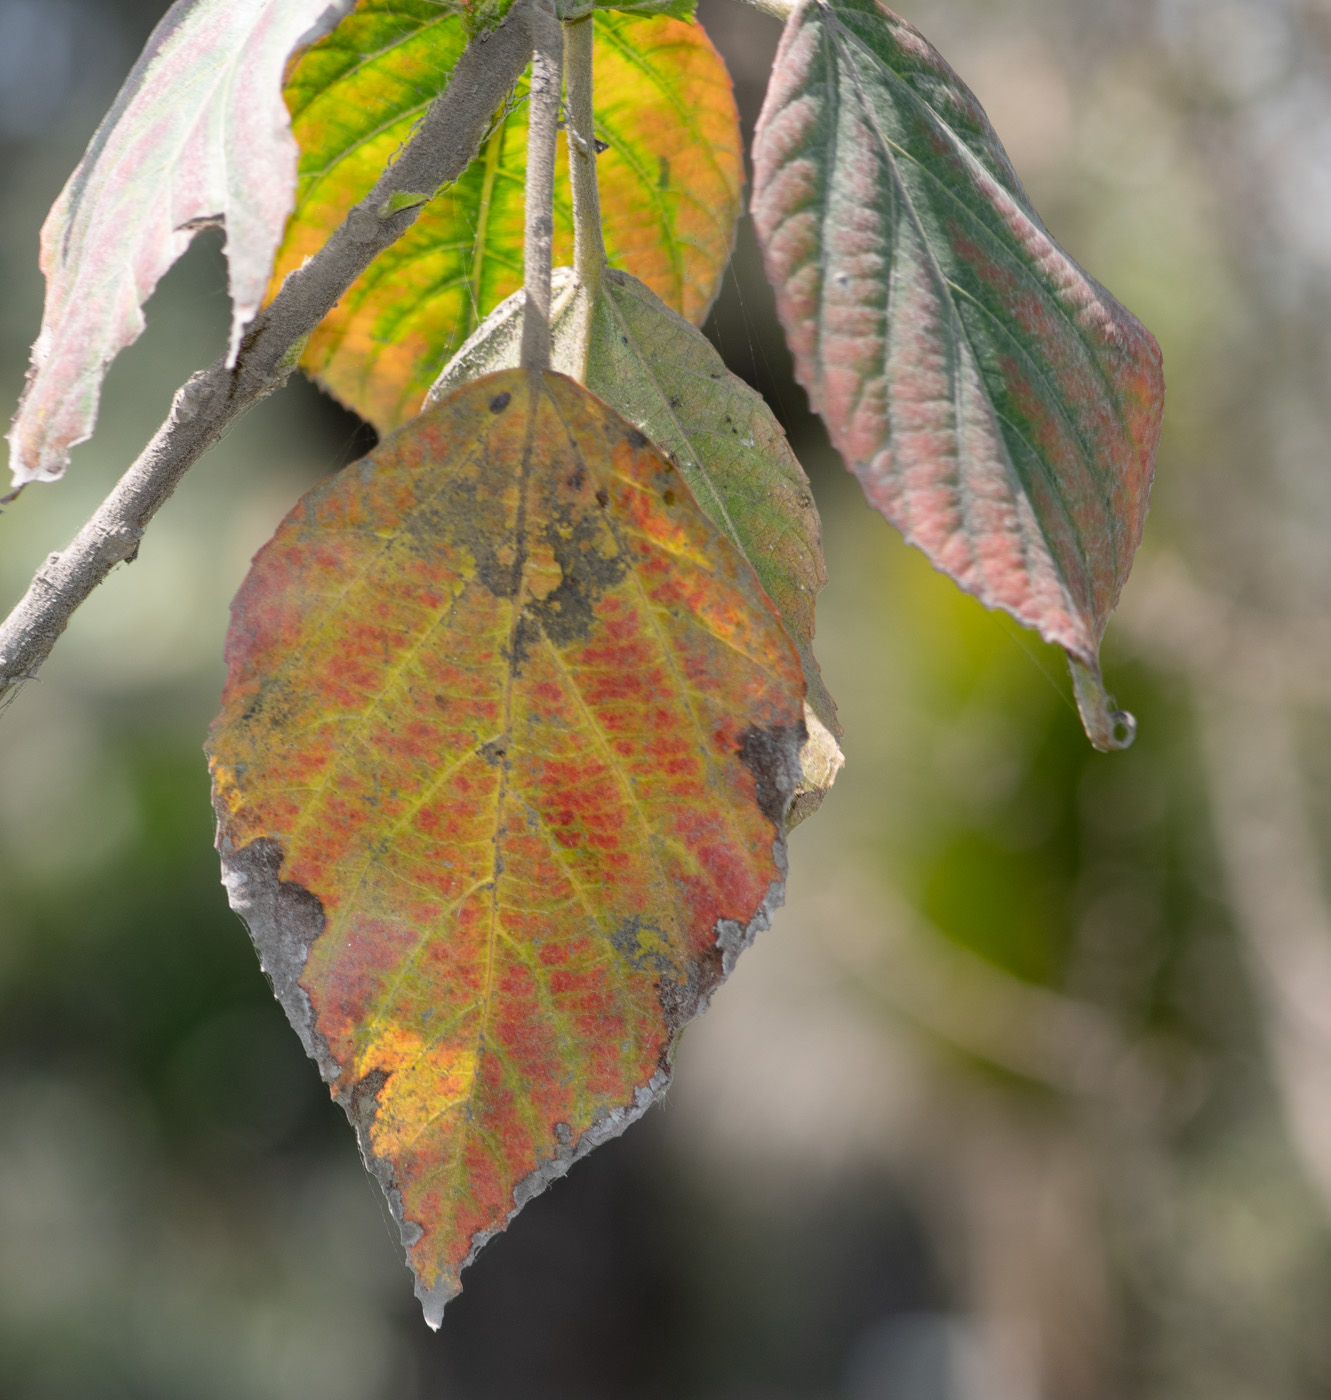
751;0;1164;741
207;368;806;1324
274;4;743;434
7;0;351;485
430;266;838;735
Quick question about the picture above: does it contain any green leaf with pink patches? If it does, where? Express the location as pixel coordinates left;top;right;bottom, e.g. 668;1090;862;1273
751;0;1164;750
207;368;806;1325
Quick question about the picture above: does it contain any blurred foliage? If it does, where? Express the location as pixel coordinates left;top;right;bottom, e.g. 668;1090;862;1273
3;0;1331;1396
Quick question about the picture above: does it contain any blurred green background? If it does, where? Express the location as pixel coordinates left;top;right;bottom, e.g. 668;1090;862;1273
3;0;1331;1395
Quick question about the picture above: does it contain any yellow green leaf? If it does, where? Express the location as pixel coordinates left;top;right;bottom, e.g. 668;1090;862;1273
273;6;742;433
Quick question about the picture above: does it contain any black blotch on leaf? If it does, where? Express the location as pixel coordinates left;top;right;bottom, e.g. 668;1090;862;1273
663;489;677;507
478;738;509;768
610;915;672;975
596;489;609;508
524;510;627;652
489;392;512;414
626;429;648;449
737;721;808;827
342;1064;389;1142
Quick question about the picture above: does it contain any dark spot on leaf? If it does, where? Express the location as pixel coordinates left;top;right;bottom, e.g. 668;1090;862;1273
427;469;519;601
489;392;511;414
737;721;807;827
524;509;627;650
347;1067;391;1139
611;915;672;974
595;489;609;508
663;489;677;507
669;396;682;409
658;957;718;1033
478;738;509;767
567;468;585;492
626;429;647;449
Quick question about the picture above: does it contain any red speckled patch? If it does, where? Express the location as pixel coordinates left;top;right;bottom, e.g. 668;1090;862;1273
207;369;805;1322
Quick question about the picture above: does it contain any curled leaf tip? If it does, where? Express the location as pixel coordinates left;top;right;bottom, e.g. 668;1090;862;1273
1069;655;1137;752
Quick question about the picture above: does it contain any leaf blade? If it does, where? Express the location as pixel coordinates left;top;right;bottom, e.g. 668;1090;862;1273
207;368;806;1323
429;266;838;734
273;6;743;433
751;0;1163;732
7;0;352;485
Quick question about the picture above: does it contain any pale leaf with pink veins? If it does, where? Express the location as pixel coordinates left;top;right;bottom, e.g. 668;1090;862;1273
6;0;353;487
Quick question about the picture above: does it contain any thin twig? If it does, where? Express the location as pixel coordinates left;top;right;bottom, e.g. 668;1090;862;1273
565;17;604;297
520;1;563;373
0;0;541;705
563;14;603;384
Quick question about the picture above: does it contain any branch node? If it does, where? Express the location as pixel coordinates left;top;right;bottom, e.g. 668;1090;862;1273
0;0;543;708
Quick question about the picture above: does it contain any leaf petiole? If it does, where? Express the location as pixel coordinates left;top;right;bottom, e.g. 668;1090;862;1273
520;1;564;372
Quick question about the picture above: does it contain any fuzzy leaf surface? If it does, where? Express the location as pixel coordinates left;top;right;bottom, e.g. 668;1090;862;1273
207;368;805;1324
429;266;837;733
751;0;1164;730
7;0;351;485
274;5;742;433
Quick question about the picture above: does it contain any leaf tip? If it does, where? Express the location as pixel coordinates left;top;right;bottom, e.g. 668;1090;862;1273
1069;654;1137;753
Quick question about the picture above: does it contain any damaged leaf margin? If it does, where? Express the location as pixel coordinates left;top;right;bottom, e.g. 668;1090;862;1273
209;369;807;1324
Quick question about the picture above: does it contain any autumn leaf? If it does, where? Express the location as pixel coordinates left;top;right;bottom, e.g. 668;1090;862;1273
207;368;806;1324
751;0;1164;750
6;0;353;486
429;266;838;738
273;5;742;433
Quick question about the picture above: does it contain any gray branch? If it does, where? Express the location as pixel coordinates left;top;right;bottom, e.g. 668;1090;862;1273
565;16;605;294
0;0;542;704
519;4;563;372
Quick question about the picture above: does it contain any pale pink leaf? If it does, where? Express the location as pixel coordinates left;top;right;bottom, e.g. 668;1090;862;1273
7;0;352;486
